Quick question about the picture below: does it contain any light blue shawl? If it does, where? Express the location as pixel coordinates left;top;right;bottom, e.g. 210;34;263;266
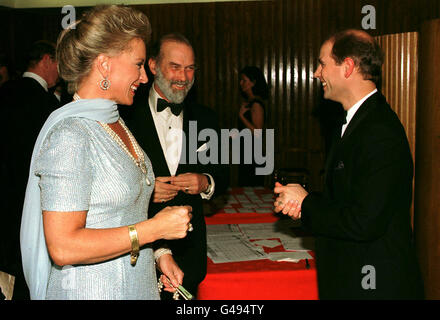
20;98;119;300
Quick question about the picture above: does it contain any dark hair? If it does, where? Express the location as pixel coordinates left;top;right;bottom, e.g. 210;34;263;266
149;32;194;62
240;66;269;99
26;40;56;69
328;30;383;85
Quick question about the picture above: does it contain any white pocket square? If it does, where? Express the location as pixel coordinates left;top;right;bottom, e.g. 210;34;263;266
197;143;209;152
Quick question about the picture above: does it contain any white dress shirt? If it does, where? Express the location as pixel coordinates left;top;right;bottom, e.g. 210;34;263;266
341;88;377;137
149;86;183;175
148;86;215;199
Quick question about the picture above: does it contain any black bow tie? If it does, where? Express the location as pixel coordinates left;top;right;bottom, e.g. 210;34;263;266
342;110;348;124
157;98;184;116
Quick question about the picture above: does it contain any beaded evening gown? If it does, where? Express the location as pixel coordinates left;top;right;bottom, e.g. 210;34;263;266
34;117;159;300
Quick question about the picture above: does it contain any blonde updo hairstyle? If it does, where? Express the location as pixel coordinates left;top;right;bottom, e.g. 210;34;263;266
56;5;152;94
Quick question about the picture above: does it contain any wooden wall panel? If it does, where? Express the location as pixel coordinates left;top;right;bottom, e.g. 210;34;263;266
376;32;418;163
375;32;418;228
415;18;440;300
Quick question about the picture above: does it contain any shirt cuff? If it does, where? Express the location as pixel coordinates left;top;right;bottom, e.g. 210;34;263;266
200;173;215;200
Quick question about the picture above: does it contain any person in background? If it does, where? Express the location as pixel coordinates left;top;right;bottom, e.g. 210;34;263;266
274;29;424;299
1;40;61;300
51;79;72;106
237;66;269;187
19;5;192;300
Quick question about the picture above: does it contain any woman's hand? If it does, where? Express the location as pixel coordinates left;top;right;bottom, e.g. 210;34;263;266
239;101;250;118
152;205;193;240
238;101;264;131
157;254;184;293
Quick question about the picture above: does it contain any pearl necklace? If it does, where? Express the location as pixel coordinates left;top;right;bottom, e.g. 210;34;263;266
73;93;151;186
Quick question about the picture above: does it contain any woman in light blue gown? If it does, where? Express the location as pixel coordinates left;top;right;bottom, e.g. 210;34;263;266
20;5;193;300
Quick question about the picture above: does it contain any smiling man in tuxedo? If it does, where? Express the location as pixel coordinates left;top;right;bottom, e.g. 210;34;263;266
273;29;424;299
121;33;227;298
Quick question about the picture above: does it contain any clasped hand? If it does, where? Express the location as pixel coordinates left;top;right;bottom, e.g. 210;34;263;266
273;182;308;220
153;173;209;203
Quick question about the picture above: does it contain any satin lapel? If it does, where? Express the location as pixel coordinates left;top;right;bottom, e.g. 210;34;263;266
135;99;171;177
340;92;380;142
176;104;190;175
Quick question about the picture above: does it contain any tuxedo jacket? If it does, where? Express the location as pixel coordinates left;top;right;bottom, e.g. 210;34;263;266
121;85;228;293
1;77;60;299
301;91;424;299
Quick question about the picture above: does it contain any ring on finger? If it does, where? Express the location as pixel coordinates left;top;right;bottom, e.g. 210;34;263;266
188;223;193;232
185;186;189;193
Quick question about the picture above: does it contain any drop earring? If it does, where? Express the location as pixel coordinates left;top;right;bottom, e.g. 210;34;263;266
99;77;111;90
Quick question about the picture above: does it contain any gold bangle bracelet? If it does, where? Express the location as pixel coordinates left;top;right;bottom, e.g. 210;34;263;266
128;225;140;266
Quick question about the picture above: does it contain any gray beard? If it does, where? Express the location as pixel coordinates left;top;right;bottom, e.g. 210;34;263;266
154;67;194;103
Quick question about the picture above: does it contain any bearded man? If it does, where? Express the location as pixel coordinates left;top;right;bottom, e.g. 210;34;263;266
121;33;228;299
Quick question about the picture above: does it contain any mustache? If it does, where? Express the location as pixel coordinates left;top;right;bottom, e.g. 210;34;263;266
171;80;190;86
